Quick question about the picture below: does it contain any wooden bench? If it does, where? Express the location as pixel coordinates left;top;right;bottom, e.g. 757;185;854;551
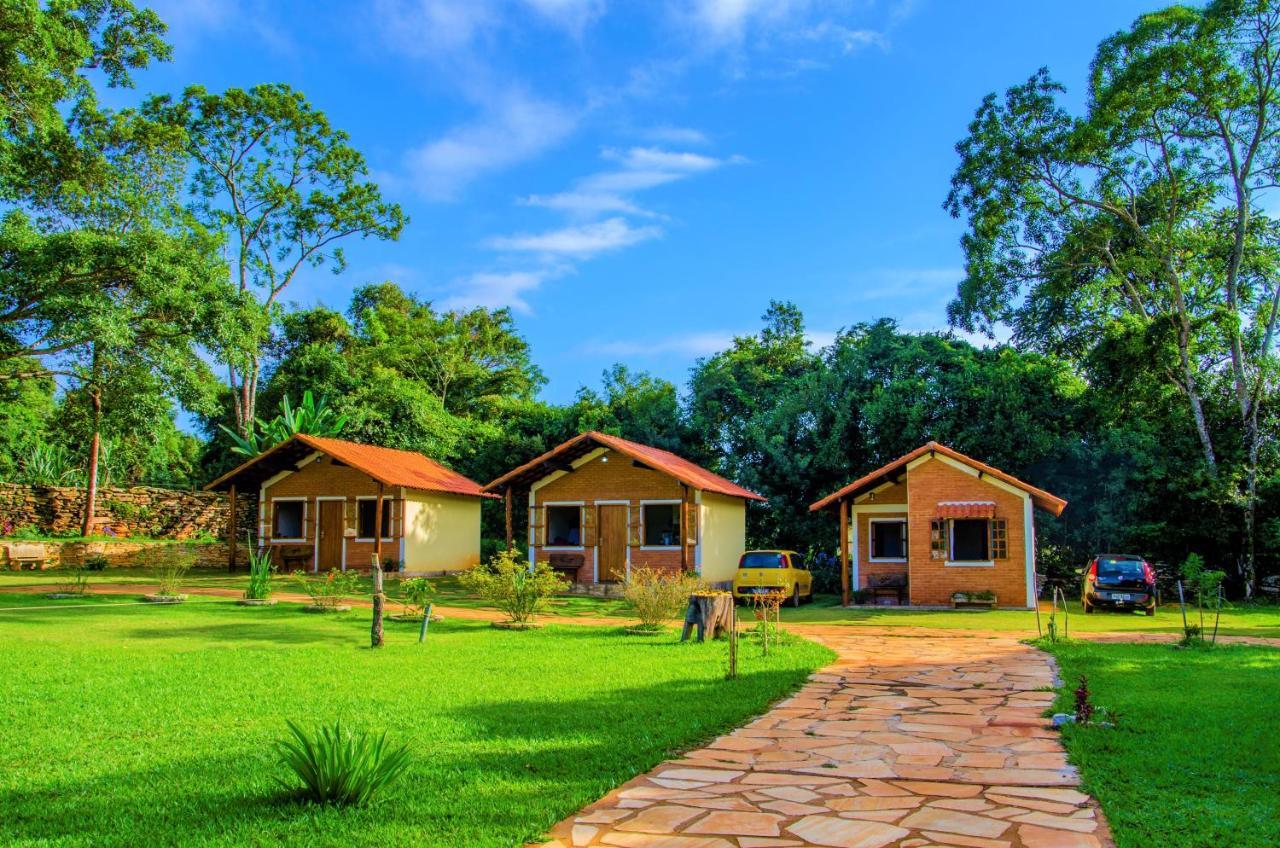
4;543;49;570
869;573;908;606
547;553;584;583
275;545;313;573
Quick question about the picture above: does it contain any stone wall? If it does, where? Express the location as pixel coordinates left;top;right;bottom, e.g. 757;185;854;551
1;539;233;570
0;483;256;541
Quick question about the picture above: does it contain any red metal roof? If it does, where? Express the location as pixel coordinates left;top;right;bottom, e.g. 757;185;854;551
809;441;1067;516
485;431;765;501
205;434;495;498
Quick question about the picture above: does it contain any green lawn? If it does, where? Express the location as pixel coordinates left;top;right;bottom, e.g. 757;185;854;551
0;592;832;848
1045;640;1280;848
778;593;1280;638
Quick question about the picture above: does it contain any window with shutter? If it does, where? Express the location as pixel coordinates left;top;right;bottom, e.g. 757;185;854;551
990;518;1008;560
930;519;947;559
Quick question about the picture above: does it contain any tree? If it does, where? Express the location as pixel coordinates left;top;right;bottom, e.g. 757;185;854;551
146;85;406;435
944;0;1280;592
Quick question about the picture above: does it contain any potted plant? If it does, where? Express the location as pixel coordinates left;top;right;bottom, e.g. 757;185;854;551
143;552;194;603
460;547;567;629
238;544;277;606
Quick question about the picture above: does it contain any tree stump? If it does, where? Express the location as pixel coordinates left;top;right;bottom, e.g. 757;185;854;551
681;593;733;642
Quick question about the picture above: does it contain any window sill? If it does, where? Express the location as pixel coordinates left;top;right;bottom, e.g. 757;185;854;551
640;545;681;551
354;538;396;544
270;538;307;544
544;545;585;551
868;557;908;564
946;560;995;568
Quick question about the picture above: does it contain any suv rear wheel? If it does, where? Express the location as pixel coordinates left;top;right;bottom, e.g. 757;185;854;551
792;584;801;607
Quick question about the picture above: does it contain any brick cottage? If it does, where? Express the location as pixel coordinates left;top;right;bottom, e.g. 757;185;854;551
810;442;1067;609
485;432;763;587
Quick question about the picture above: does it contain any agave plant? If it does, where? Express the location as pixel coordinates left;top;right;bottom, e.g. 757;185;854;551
21;443;83;486
244;539;275;601
277;720;410;806
221;391;349;457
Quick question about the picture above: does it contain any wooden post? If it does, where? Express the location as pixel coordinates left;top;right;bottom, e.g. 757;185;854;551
228;484;238;572
839;499;850;607
371;481;385;648
680;484;690;573
505;488;514;548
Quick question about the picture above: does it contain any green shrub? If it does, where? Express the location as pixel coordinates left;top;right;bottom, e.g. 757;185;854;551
292;569;360;609
82;555;109;572
851;588;873;605
622;568;699;629
154;552;195;596
244;546;275;601
459;547;566;624
55;565;90;595
276;720;410;806
398;577;435;618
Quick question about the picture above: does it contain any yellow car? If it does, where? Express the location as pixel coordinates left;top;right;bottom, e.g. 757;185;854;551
732;550;813;606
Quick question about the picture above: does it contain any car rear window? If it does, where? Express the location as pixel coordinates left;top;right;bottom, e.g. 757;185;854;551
740;553;786;569
1097;558;1146;578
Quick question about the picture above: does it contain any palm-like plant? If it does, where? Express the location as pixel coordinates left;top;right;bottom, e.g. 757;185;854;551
277;720;410;806
221;391;348;457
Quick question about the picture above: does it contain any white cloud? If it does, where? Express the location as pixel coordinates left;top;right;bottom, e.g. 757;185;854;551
520;0;606;33
581;331;738;357
488;217;662;257
520;191;656;217
373;0;605;57
645;125;711;146
604;145;725;172
438;270;550;314
404;91;577;200
844;267;963;302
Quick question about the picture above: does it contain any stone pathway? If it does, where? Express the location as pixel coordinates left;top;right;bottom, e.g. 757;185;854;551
539;629;1113;848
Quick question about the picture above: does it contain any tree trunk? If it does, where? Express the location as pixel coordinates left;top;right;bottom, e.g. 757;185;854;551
371;481;385;648
81;387;102;538
1242;413;1260;598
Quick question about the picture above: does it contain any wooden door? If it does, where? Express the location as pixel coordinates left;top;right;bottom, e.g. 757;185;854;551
317;500;345;571
598;505;628;583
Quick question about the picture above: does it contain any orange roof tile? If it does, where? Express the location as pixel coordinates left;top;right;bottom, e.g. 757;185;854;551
809;441;1066;516
485;431;765;501
205;434;495;498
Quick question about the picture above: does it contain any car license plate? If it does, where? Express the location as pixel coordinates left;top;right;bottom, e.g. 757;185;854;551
1113;593;1131;601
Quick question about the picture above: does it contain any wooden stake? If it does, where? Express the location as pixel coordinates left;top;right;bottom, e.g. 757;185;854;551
371;481;385;648
838;499;850;606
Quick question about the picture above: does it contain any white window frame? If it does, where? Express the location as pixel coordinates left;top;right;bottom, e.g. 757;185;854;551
946;518;994;567
313;496;348;571
269;497;308;544
354;496;395;543
639;499;682;551
543;501;585;551
867;517;908;563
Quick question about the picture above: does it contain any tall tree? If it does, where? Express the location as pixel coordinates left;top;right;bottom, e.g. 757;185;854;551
945;0;1280;592
146;84;406;436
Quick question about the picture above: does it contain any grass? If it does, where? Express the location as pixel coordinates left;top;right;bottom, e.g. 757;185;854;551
0;592;832;848
778;593;1280;638
1044;640;1280;848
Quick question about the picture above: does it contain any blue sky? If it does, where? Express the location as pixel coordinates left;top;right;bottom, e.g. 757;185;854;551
123;0;1157;403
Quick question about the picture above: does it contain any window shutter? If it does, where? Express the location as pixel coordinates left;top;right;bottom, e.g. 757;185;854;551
529;506;542;546
990;518;1008;560
628;508;641;546
684;500;698;545
581;505;597;547
930;519;947;560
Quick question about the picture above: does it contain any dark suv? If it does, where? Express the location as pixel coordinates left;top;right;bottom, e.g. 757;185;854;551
1082;554;1156;615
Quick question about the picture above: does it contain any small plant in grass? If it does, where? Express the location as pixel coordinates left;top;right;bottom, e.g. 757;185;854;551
292;569;360;611
50;565;91;597
396;577;435;620
459;546;567;627
243;545;276;601
622;568;699;632
749;590;787;655
147;552;195;601
1179;553;1224;644
276;720;410;807
1074;675;1094;725
82;555;109;572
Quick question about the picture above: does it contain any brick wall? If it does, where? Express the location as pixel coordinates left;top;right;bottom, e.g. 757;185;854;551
906;457;1029;608
532;450;691;583
0;483;253;541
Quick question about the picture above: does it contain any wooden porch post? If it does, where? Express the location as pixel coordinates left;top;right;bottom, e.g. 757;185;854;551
505;488;514;548
839;499;850;607
371;481;385;649
228;484;238;572
680;484;690;573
